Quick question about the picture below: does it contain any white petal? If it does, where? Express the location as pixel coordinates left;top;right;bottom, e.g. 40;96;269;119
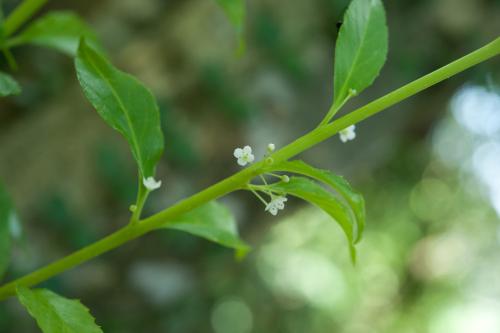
237;158;247;166
247;153;255;163
143;177;162;191
243;145;252;154
346;131;356;140
340;134;348;143
233;148;243;158
267;143;275;152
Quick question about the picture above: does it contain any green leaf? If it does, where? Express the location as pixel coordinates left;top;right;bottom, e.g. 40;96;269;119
75;39;164;178
270;160;365;243
0;182;13;279
333;0;388;107
215;0;246;53
161;201;250;256
7;11;98;56
0;71;21;97
17;286;103;333
268;177;357;261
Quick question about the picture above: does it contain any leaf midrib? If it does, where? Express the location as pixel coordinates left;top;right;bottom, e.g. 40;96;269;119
83;48;145;175
335;2;376;106
42;296;78;332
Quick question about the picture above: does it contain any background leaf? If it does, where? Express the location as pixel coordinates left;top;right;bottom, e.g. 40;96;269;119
75;39;164;178
17;286;103;333
0;71;21;96
160;201;250;255
0;182;13;279
7;11;98;56
270;160;365;243
333;0;388;107
268;176;357;261
215;0;245;53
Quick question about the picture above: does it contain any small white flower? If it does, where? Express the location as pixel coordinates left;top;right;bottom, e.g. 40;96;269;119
267;143;276;153
339;125;356;143
143;176;162;191
265;196;288;216
233;145;255;166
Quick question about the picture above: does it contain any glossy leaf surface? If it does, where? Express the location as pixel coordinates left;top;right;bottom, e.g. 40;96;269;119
17;287;103;333
333;0;388;107
75;40;164;178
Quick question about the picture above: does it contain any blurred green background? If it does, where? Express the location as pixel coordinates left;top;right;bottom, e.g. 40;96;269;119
1;0;500;332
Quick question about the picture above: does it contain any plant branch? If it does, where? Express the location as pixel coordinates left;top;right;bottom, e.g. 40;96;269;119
319;88;356;127
129;177;149;225
3;0;48;37
0;36;498;301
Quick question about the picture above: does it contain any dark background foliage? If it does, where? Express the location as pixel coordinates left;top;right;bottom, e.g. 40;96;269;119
0;0;499;332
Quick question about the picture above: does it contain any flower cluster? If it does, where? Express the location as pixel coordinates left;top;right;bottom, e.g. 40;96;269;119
339;125;356;143
233;142;277;167
143;176;162;191
233;143;289;216
265;196;288;216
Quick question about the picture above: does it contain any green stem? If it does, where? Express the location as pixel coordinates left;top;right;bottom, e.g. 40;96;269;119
0;36;498;301
266;172;287;181
129;177;149;225
247;186;269;205
3;0;48;37
319;89;355;127
1;47;18;70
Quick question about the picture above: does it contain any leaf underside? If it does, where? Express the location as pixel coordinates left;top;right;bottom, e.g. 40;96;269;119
160;201;250;256
268;176;358;262
271;160;365;243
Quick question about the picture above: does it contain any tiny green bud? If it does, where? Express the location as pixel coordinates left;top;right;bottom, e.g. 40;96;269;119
282;175;290;183
129;205;137;213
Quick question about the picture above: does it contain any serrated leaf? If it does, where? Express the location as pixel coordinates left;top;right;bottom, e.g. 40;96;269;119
268;177;357;261
0;182;13;279
17;287;103;333
160;201;250;256
215;0;245;53
333;0;388;107
75;39;164;178
7;11;98;56
270;160;365;243
0;71;21;97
